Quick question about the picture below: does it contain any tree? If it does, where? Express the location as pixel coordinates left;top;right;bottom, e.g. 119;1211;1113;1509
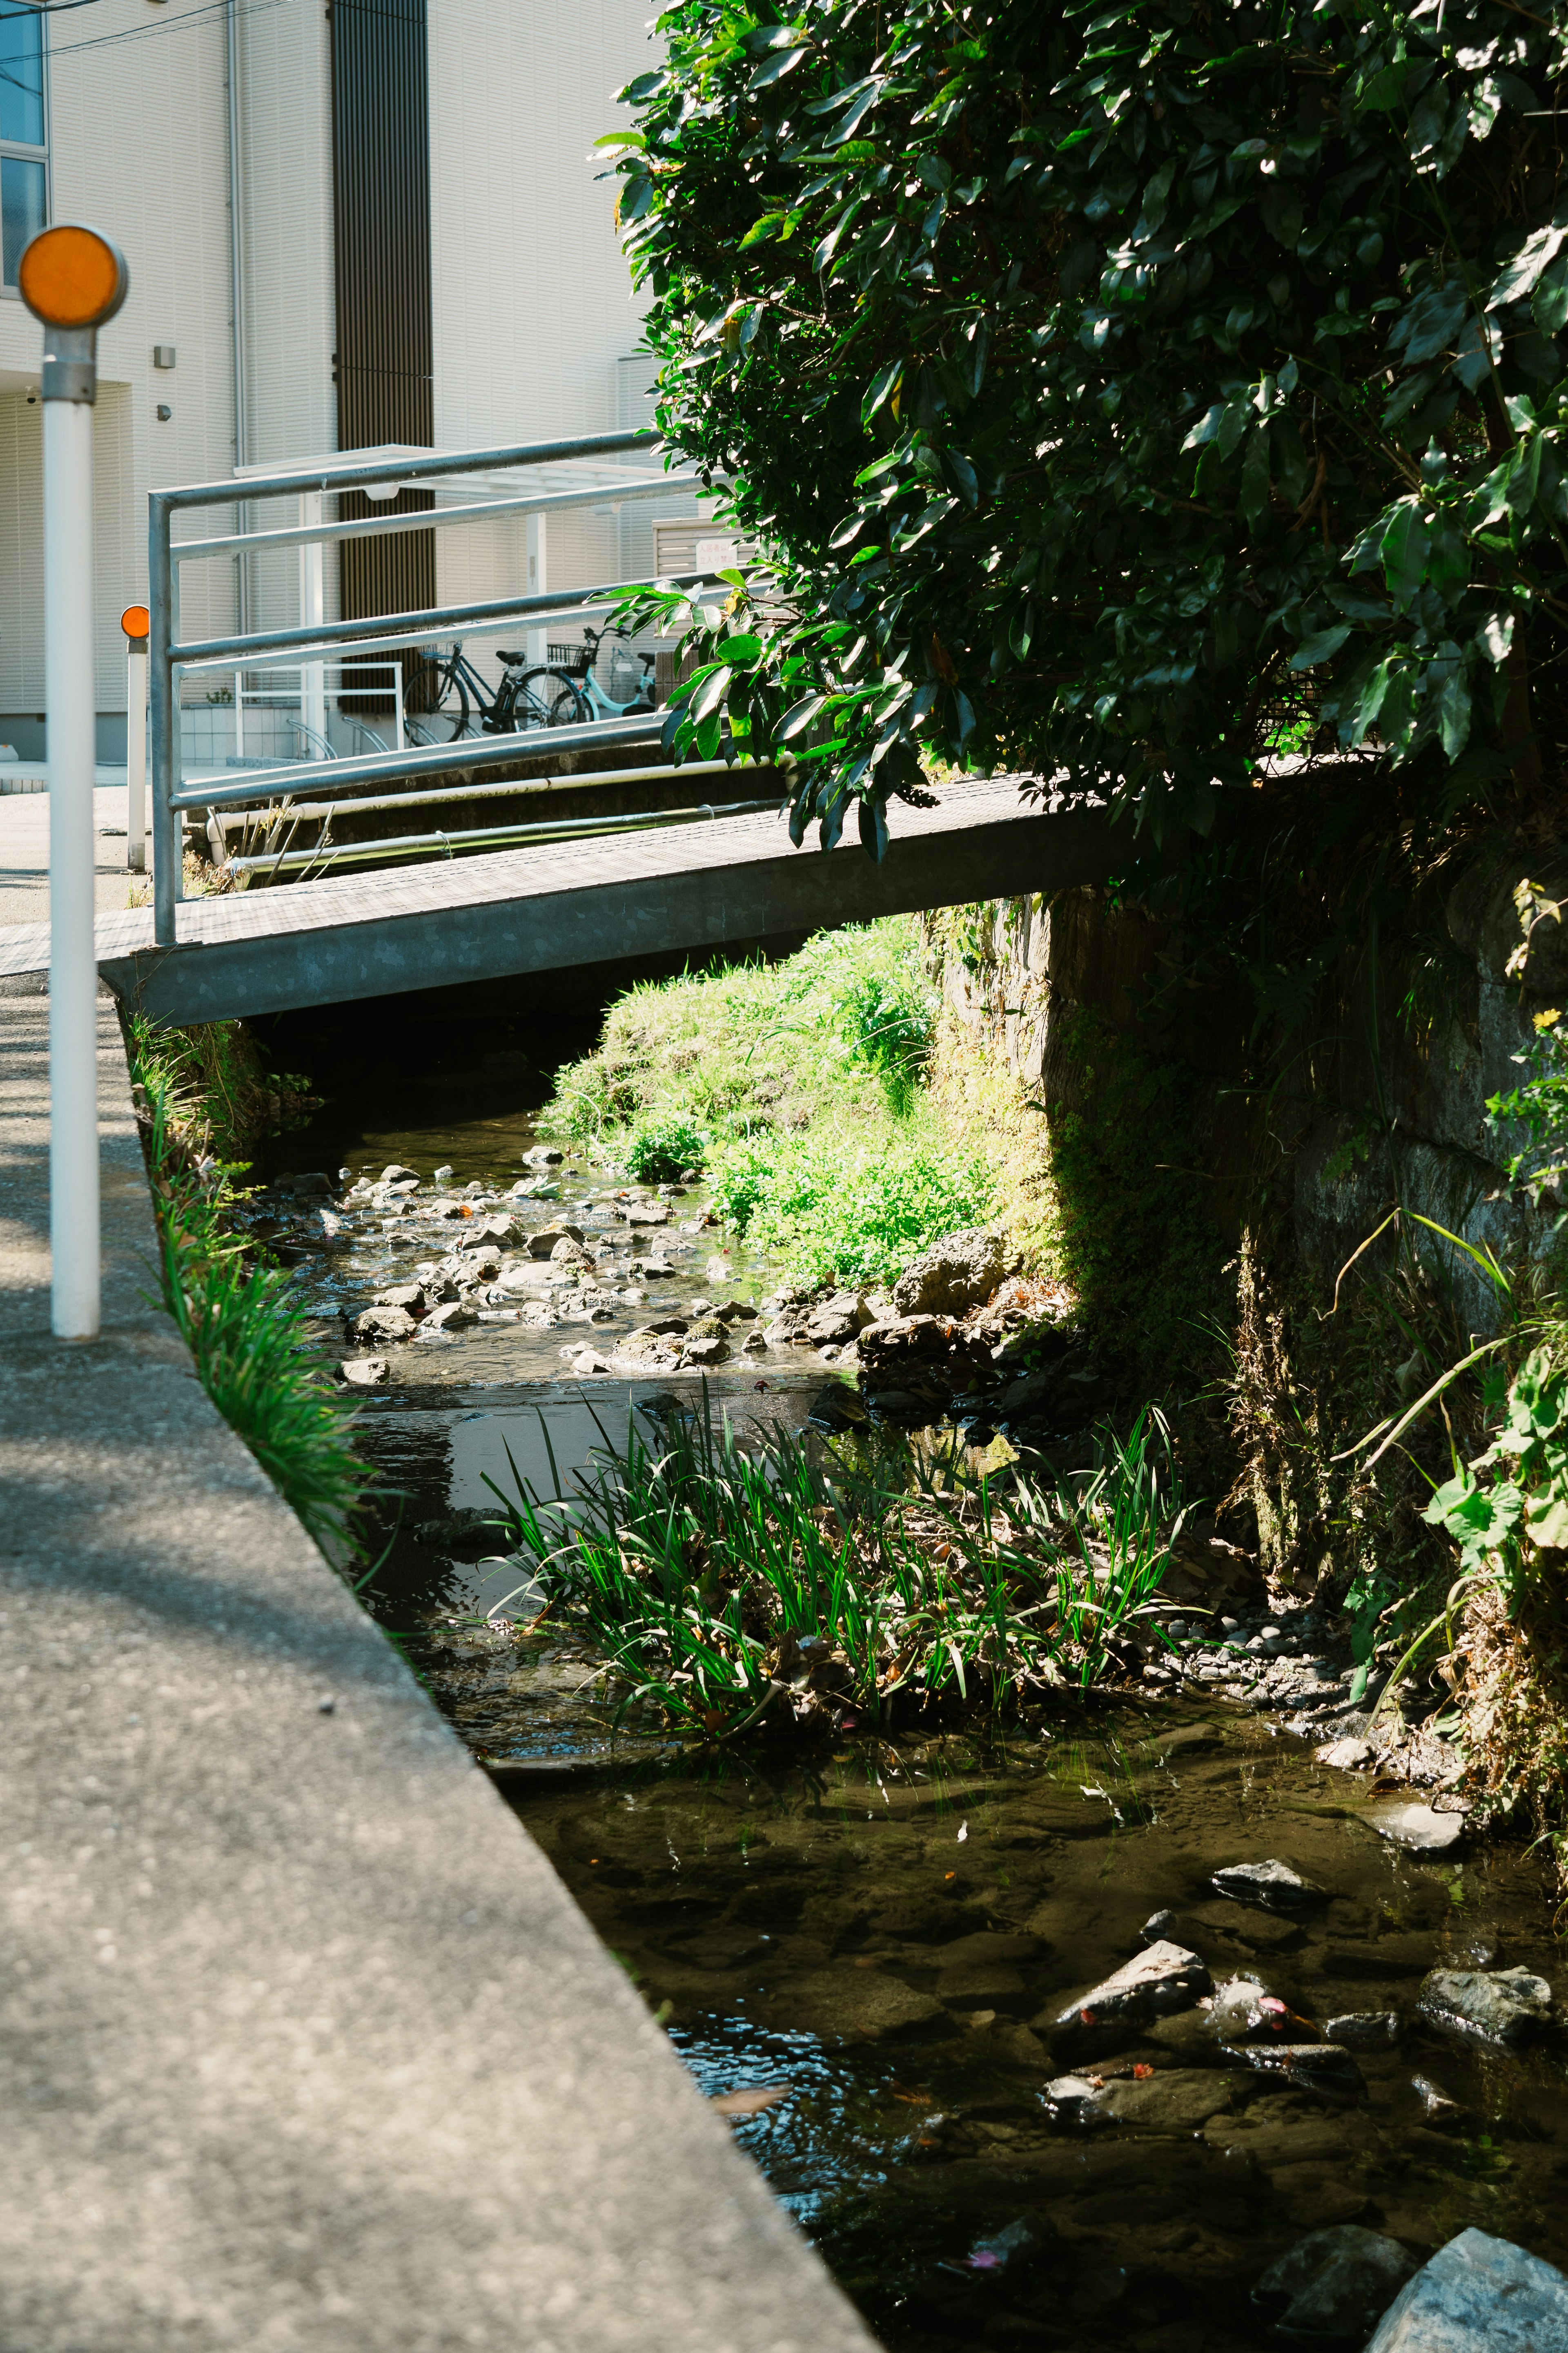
611;0;1566;910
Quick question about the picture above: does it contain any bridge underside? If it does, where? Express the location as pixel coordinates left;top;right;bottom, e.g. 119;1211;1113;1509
0;778;1117;1025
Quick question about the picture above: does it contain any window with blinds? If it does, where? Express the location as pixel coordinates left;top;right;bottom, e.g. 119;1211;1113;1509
0;4;45;294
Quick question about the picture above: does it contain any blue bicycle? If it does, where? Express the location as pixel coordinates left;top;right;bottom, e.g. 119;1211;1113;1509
548;624;658;721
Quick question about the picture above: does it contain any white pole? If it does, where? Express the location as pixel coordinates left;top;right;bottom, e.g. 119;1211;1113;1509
298;488;326;749
46;396;100;1340
126;634;147;871
526;510;548;667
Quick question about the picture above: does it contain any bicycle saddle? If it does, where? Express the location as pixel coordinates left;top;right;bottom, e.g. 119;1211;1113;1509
496;650;526;666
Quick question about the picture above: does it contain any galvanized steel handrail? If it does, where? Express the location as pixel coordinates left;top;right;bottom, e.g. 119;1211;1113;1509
169;712;667;813
154;428;660;511
174;471;705;566
148;426;705;944
167;570;721;673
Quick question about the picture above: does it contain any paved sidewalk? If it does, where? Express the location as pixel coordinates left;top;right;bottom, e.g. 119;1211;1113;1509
0;975;872;2353
0;782;143;927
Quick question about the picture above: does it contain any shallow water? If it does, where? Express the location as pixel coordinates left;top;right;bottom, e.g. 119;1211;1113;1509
259;1038;1567;2351
509;1720;1567;2351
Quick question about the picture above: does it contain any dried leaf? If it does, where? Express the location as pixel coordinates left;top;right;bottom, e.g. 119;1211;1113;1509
709;2083;793;2117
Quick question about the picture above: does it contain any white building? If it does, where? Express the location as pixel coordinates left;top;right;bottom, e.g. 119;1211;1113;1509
0;0;699;762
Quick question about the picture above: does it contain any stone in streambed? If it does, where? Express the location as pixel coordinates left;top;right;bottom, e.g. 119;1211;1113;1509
1212;1978;1322;2048
373;1283;428;1311
803;1290;871;1346
891;1226;1016;1318
1212;1857;1328;1914
758;1970;946;2043
527;1224;586;1258
1241;2043;1365;2096
1413;2072;1467;2127
459;1216;521;1252
1040;1939;1212;2060
1365;2228;1568;2352
550;1237;595;1270
1138;1909;1183;1947
1370;1801;1466;1852
1076;2070;1238;2134
347;1305;417;1345
1253;2226;1419;2346
423;1300;479;1332
1325;2010;1403;2047
1317;1735;1377;1769
338;1355;389;1387
1417;1965;1553;2049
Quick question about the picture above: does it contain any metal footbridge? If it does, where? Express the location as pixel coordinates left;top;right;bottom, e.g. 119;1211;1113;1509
0;427;1119;1019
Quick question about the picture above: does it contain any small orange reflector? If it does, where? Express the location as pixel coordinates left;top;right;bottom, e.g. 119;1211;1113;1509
18;223;127;330
120;604;150;640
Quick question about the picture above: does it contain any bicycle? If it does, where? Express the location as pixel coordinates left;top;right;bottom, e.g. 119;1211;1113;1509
549;624;658;721
406;642;589;745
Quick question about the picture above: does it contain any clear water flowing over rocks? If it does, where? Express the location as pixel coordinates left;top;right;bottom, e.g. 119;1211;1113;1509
251;1063;1568;2353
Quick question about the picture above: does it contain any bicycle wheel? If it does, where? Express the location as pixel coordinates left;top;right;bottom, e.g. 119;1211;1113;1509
512;667;590;729
407;656;471;745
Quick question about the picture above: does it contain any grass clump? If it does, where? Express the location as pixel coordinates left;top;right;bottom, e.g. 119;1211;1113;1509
483;1393;1186;1741
127;1024;367;1556
125;1010;316;1162
542;918;998;1287
710;1126;995;1291
624;1112;709;1183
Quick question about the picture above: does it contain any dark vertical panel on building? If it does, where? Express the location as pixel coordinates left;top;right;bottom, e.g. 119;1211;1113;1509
330;0;435;703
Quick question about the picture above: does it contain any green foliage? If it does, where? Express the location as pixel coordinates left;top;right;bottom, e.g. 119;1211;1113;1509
129;1035;369;1556
709;1118;995;1288
610;0;1566;988
542;918;985;1283
1488;881;1568;1201
1425;1347;1568;1593
483;1390;1185;1737
125;1011;315;1161
624;1112;710;1182
541;917;935;1145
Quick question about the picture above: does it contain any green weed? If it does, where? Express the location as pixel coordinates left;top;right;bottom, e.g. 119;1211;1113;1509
480;1388;1185;1739
129;1033;369;1555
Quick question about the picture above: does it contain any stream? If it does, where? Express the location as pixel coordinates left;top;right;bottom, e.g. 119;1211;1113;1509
248;1013;1568;2352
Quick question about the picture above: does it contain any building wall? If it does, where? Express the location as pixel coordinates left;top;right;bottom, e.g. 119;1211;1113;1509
426;0;698;691
0;0;240;735
0;0;699;749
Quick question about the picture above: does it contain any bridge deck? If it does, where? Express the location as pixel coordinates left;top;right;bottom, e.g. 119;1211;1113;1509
0;775;1114;1022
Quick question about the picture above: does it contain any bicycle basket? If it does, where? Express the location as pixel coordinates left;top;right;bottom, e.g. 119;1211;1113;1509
547;641;588;672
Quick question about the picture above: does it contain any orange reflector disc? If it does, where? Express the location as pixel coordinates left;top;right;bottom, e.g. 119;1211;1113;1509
120;604;150;639
18;224;125;330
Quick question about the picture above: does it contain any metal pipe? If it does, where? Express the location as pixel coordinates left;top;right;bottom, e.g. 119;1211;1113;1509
169;568;728;672
222;796;781;877
45;395;99;1335
173;470;706;565
149;492;181;942
126;635;147;870
225;0;248;631
158;426;661;512
169;710;667;811
203;756;746;833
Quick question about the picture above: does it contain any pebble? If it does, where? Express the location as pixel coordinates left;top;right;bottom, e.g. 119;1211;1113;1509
1417;1965;1553;2049
1212;1858;1328;1914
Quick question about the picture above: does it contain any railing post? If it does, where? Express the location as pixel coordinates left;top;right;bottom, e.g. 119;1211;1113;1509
122;606;149;871
149;490;182;944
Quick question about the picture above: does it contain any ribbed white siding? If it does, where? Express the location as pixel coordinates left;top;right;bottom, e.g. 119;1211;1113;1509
0;0;239;715
427;0;698;689
0;0;709;732
236;0;337;636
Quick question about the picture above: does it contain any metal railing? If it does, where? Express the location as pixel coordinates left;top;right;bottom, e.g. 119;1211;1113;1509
147;429;721;946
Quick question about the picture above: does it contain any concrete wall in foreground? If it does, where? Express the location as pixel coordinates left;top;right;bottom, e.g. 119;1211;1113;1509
0;972;875;2353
